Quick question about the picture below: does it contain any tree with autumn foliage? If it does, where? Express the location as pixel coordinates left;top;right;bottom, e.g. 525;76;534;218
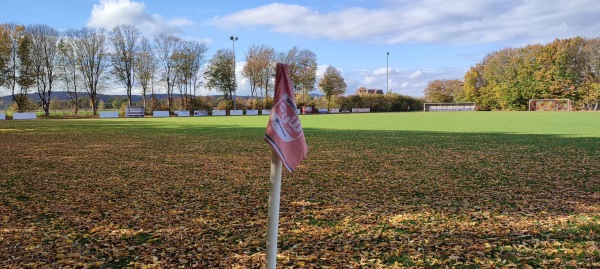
204;49;235;100
243;44;275;109
463;36;600;110
424;79;464;103
0;23;36;112
318;65;347;109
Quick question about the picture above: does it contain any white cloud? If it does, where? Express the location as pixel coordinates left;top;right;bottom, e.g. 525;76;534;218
343;66;467;97
408;70;425;79
88;0;195;36
364;76;376;85
211;0;600;45
316;64;330;78
372;68;387;76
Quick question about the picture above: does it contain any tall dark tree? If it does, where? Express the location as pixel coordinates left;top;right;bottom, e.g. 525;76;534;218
71;27;109;116
296;49;318;104
109;24;141;106
204;49;235;99
28;24;60;116
136;37;156;112
173;40;208;109
154;33;181;113
58;30;82;115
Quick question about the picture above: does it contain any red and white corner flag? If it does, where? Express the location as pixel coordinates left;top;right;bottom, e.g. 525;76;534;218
263;63;307;269
264;63;308;172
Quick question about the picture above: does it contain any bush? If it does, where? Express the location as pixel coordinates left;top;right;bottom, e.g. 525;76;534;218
9;96;39;112
233;97;247;110
190;97;211;111
338;94;423;112
216;99;233;110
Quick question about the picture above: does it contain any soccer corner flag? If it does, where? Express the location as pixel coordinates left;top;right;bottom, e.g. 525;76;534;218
264;63;308;172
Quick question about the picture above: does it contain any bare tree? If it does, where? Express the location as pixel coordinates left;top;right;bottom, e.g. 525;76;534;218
154;33;181;113
249;45;276;109
276;47;318;104
109;24;141;106
136;37;156;112
242;44;275;108
189;41;208;99
296;49;318;104
28;24;60;116
173;40;208;109
71;27;109;115
276;47;299;92
58;30;82;115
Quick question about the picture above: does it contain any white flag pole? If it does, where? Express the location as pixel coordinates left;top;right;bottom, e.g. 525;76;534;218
266;149;283;269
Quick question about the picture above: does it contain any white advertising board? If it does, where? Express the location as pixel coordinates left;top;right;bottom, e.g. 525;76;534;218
194;110;209;116
229;110;243;116
352;108;371;113
13;112;37;120
318;108;328;114
246;109;259;115
329;108;340;113
153;111;169;117
212;110;226;116
261;109;271;115
99;111;119;118
175;110;190;117
0;113;5;120
302;106;313;114
126;106;144;117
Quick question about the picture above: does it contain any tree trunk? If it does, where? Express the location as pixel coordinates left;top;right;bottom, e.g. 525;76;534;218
142;90;147;114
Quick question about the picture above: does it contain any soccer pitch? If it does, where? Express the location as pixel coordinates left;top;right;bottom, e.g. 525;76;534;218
1;112;599;268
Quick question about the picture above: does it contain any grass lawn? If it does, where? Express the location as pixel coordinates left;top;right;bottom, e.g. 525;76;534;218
1;112;599;268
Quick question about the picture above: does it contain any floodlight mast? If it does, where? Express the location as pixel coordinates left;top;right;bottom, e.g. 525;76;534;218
387;52;390;93
230;36;238;110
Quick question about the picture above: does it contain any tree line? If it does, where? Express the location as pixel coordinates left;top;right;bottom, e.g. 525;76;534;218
424;37;600;110
0;22;353;115
0;23;209;115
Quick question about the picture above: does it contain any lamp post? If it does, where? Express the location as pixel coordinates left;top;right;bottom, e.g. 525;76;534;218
386;52;390;94
230;36;238;110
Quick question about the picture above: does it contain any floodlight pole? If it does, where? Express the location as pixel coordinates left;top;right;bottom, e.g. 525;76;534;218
386;52;390;94
230;36;238;110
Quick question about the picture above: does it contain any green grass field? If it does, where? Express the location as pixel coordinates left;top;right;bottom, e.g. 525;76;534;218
1;112;599;268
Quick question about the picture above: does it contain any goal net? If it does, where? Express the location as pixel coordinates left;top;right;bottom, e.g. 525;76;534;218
424;102;476;112
528;99;573;111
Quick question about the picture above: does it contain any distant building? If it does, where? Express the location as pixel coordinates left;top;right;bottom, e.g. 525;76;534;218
356;87;384;95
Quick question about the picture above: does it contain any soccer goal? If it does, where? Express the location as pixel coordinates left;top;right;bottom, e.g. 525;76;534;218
528;99;573;111
424;102;476;112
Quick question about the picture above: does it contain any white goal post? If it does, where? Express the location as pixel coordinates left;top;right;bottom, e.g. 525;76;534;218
424;102;476;111
528;99;573;111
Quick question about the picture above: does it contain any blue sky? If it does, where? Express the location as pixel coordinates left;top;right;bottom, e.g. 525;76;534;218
2;0;600;97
